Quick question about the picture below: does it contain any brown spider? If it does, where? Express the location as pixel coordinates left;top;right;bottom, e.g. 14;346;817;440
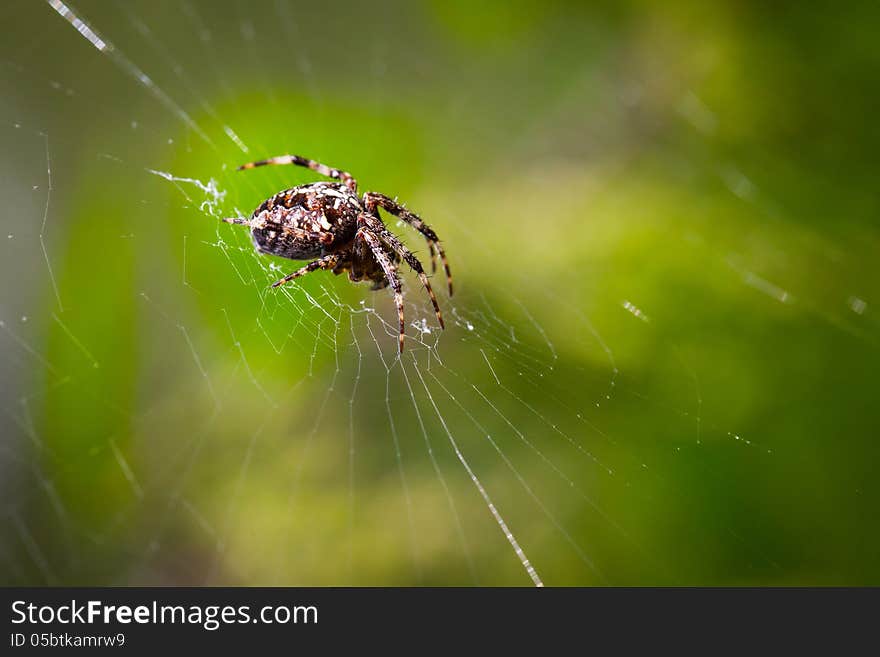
222;155;452;353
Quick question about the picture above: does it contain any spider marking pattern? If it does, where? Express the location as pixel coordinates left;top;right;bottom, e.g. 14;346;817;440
223;154;452;353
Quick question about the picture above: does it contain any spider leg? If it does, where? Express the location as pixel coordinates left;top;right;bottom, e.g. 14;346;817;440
427;241;438;274
357;226;406;354
360;214;445;330
363;192;453;296
236;154;357;193
270;253;341;289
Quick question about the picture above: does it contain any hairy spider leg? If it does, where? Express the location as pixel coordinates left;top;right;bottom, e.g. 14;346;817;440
363;192;452;296
357;226;406;354
270;253;342;289
360;214;445;330
237;154;358;193
426;241;439;274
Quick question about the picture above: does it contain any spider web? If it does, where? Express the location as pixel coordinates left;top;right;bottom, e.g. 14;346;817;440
1;0;879;586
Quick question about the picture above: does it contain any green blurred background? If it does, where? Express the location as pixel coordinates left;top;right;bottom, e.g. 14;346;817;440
1;0;878;585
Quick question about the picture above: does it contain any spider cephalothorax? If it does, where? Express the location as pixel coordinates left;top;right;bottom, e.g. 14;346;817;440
223;155;452;353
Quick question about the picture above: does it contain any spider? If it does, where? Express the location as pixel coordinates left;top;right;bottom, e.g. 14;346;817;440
222;154;452;353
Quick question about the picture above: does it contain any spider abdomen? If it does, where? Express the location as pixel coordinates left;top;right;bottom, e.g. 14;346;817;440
249;182;360;260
